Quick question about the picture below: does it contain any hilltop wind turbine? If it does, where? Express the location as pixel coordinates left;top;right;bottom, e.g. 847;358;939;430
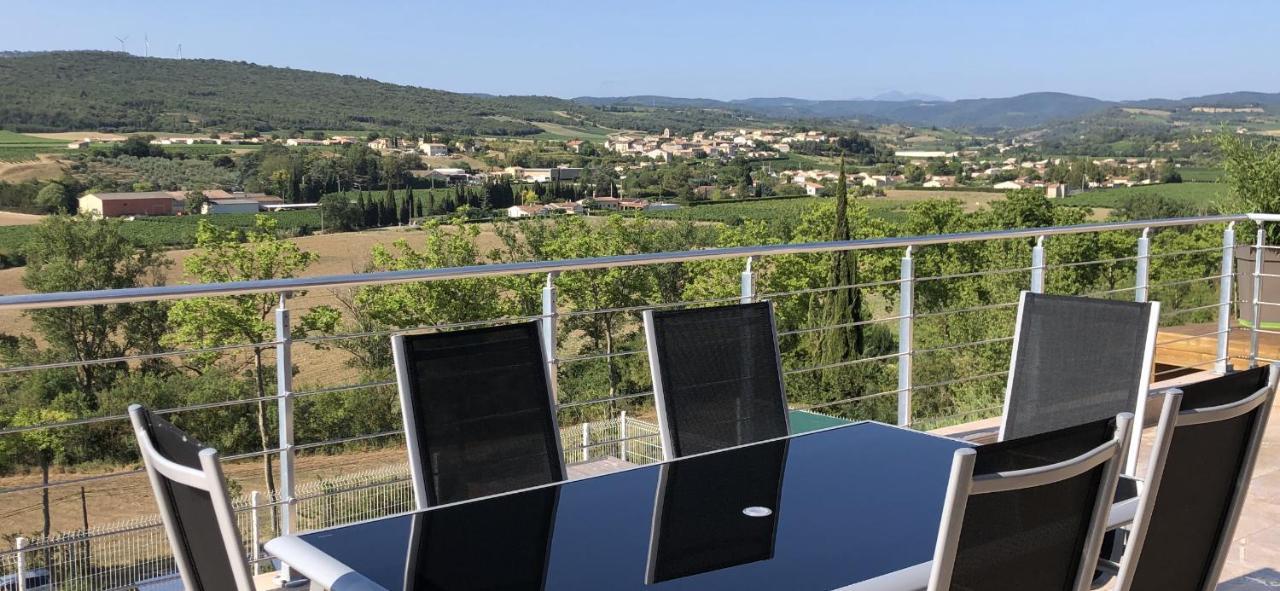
176;43;183;58
114;35;129;53
144;34;150;57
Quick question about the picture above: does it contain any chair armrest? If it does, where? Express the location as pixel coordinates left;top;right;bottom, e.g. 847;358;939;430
264;536;388;591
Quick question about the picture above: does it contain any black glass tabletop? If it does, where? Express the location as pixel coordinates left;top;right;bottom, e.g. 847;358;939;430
290;422;969;590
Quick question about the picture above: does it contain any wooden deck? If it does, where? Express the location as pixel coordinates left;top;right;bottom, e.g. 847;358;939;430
1155;323;1280;372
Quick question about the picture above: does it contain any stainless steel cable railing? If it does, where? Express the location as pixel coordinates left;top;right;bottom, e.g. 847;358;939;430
1;212;1270;591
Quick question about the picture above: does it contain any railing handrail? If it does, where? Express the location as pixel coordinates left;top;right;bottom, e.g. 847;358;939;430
0;214;1245;311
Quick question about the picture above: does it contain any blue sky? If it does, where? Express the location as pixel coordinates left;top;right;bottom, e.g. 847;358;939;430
5;0;1276;101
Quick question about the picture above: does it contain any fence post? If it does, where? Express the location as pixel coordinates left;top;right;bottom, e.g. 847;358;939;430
619;411;628;463
250;491;262;575
1217;223;1236;374
581;423;590;462
897;247;914;427
15;536;26;591
274;292;296;580
1030;236;1045;293
1252;228;1265;368
1135;228;1151;303
740;256;757;304
542;272;560;400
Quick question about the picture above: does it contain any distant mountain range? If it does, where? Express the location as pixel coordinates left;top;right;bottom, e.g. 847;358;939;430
574;91;1280;130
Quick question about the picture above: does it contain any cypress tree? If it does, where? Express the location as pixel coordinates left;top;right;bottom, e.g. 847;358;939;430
382;187;394;226
808;153;865;363
362;191;375;228
405;185;416;222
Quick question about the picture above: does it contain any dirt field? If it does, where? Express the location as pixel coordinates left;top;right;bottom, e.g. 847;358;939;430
26;132;128;142
0;211;43;226
0;223;517;385
0;446;411;536
422;154;491;172
884;189;1007;212
0;154;68;183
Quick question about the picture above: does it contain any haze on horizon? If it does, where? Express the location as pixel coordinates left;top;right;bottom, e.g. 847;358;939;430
5;0;1277;103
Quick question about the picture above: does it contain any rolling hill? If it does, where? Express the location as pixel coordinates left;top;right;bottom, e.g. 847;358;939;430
578;91;1280;131
576;92;1111;129
3;50;1277;136
0;51;760;136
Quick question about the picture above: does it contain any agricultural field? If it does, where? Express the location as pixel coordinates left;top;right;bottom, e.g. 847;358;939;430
0;130;70;162
645;189;1012;229
643;196;899;227
0;210;325;258
1178;166;1225;183
530;121;614;142
1059;182;1229;211
0;211;43;227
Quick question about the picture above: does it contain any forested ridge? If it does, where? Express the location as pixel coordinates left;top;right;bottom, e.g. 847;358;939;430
0;51;761;135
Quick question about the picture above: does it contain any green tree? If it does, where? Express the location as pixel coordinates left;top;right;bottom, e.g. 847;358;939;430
3;408;73;563
808;155;865;360
1217;133;1280;242
319;193;363;231
164;216;320;527
184;190;209;215
20;215;171;399
35;182;70;213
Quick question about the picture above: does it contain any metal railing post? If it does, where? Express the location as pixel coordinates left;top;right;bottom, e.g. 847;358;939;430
1252;228;1265;367
581;423;590;462
250;490;261;575
1135;228;1151;303
274;292;295;575
619;411;628;463
15;536;26;591
897;247;914;427
740;256;757;304
541;272;560;400
1030;236;1045;293
1217;223;1236;374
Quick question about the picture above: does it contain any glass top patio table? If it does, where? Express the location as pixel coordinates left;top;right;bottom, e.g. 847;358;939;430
266;421;970;591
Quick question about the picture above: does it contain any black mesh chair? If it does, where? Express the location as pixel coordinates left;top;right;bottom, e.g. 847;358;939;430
1111;364;1278;591
929;414;1133;591
392;321;566;508
1001;292;1159;469
128;404;255;591
643;302;790;459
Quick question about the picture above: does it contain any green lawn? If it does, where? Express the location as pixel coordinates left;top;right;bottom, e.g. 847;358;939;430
1059;182;1228;209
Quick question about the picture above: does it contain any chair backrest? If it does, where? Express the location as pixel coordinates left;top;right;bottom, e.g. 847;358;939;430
1116;364;1279;591
1001;292;1159;469
930;414;1132;591
643;302;790;459
392;321;566;508
128;405;253;591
